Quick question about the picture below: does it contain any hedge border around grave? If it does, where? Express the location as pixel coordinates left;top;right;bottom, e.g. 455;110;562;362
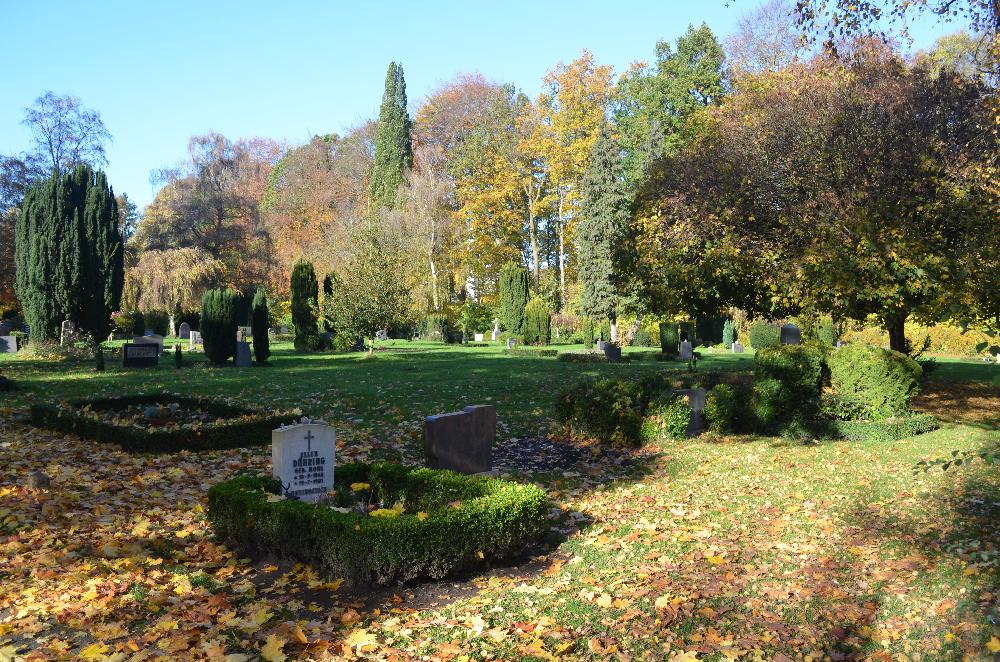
30;393;297;453
503;347;559;357
207;462;550;587
817;413;940;443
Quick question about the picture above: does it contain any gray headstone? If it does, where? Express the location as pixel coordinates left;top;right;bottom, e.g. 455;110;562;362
122;343;159;367
679;340;693;360
272;421;336;503
603;343;622;363
133;334;164;355
0;336;17;353
506;337;517;350
491;320;500;342
60;320;75;345
144;328;155;337
780;323;801;345
375;329;388;341
596;340;607;351
280;325;289;334
732;341;744;354
424;404;494;474
235;341;252;367
189;330;202;349
178;322;191;340
676;388;706;436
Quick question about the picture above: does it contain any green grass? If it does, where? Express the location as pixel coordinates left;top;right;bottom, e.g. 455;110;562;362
0;340;754;438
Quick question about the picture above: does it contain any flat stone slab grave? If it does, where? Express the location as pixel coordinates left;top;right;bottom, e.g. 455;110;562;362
424;405;495;474
272;421;336;503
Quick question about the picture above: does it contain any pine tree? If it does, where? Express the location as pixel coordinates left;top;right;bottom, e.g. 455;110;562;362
15;164;123;340
200;288;238;364
577;127;632;342
368;62;413;211
321;274;334;332
290;259;319;350
722;319;735;347
251;287;271;364
498;262;529;336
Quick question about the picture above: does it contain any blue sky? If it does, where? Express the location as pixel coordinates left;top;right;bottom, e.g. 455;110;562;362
2;1;955;208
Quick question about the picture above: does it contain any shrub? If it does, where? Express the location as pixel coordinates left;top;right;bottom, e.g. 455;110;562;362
749;378;789;429
722;319;735;348
659;322;679;354
131;311;145;336
581;318;595;348
420;313;449;341
30;394;296;453
749;321;780;349
826;414;939;442
498;262;529;335
459;301;493;337
95;346;105;372
143;310;169;336
556;378;646;446
632;328;655;347
523;298;551;345
505;347;558;357
557;351;607;363
827;344;921;420
816;316;837;347
251;288;270;364
207;463;549;586
291;260;319;351
641;394;691;442
704;383;749;433
173;344;182;369
754;345;824;400
201;288;239;365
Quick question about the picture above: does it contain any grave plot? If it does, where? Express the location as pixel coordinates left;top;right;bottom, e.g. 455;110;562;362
208;462;549;587
29;393;296;453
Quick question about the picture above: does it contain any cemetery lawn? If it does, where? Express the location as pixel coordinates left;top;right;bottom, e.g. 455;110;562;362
0;343;998;659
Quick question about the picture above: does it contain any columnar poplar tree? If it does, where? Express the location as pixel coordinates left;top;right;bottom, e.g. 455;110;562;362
290;259;319;350
368;62;413;211
577;127;632;343
15;164;123;340
498;262;530;336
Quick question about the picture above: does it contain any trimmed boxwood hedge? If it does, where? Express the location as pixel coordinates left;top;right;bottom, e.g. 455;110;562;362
822;413;939;442
504;347;558;357
30;393;296;453
207;462;549;586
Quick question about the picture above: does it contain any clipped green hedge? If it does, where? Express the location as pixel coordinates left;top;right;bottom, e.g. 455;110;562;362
207;463;549;586
827;344;922;420
824;414;939;442
504;347;558;357
640;394;691;442
30;394;295;453
557;351;607;363
749;321;780;349
555;374;672;446
752;345;825;425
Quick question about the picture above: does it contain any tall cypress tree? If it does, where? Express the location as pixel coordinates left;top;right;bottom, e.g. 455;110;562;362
15;164;123;340
251;287;271;364
498;262;530;336
290;259;319;350
577;127;632;340
368;62;413;212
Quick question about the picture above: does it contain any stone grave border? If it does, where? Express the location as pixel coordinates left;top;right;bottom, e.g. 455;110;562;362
207;461;549;587
30;393;296;453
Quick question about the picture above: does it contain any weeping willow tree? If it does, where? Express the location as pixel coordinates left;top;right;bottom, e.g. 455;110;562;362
131;247;225;313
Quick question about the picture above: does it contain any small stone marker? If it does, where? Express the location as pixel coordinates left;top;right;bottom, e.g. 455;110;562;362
178;322;191;340
235;341;252;367
60;320;75;345
424;405;494;474
506;337;517;350
189;330;202;349
122;343;159;367
677;388;707;436
268;327;276;335
679;340;693;360
0;336;16;353
474;332;484;342
280;325;289;334
491;320;500;341
376;329;388;341
272;420;336;503
596;339;607;351
732;341;744;353
780;323;801;345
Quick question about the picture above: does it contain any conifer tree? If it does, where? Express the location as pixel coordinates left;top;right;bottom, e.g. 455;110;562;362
15;164;123;340
200;288;238;364
251;287;270;364
498;262;530;337
577;127;632;343
368;62;413;211
290;259;319;350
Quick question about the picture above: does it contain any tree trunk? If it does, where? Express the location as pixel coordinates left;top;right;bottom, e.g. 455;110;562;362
557;188;566;309
429;256;439;312
528;209;539;292
884;313;907;354
622;314;644;346
609;315;618;344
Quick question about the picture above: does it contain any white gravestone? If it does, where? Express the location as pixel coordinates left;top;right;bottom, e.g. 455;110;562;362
732;341;744;353
679;340;693;360
474;333;484;342
189;330;202;349
491;320;500;341
272;421;336;503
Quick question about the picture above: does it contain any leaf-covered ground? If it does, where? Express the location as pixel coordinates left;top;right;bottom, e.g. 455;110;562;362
0;345;998;660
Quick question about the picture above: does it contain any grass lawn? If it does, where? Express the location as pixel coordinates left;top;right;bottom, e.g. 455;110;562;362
0;342;997;660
